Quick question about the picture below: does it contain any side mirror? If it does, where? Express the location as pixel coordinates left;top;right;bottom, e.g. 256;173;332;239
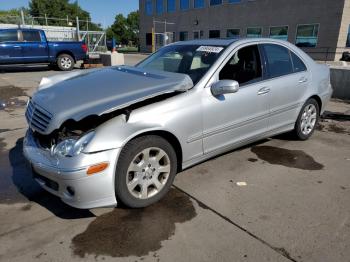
211;80;240;96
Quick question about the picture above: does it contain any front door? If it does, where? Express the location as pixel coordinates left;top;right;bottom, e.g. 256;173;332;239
202;44;270;154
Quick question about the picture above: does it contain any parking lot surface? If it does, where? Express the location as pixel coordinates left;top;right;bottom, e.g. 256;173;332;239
0;55;349;262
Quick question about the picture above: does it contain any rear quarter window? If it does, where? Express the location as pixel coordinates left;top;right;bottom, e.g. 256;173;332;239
263;44;293;78
291;52;307;72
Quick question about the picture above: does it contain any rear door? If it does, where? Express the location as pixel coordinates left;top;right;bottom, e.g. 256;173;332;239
261;43;309;131
0;29;21;64
20;30;48;63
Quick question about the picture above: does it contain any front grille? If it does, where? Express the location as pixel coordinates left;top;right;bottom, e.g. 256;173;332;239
25;99;53;133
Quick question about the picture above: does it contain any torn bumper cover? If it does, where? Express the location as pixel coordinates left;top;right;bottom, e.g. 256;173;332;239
23;130;120;209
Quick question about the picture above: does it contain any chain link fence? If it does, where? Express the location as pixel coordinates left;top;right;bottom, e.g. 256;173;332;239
0;13;107;54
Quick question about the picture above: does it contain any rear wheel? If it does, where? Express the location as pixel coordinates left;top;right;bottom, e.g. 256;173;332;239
293;98;319;140
115;135;177;208
57;54;75;71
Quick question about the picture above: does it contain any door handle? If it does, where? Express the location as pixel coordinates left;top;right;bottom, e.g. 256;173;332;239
13;45;22;49
257;87;270;95
298;77;308;83
38;45;46;48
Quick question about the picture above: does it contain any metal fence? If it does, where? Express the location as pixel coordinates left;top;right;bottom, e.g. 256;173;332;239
0;12;107;54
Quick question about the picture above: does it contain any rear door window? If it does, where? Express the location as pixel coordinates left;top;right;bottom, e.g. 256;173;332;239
22;30;42;42
0;30;18;42
291;52;307;73
263;44;293;78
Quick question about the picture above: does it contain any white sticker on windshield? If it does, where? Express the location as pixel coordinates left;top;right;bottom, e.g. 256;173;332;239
196;46;224;53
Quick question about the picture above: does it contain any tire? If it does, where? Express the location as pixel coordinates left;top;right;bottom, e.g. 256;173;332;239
115;135;178;208
57;54;75;71
293;98;320;140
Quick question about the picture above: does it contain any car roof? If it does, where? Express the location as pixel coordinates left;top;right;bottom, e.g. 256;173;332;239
172;38;239;46
171;38;294;47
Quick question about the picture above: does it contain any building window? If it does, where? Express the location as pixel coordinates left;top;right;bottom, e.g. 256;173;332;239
180;0;190;10
247;27;262;38
156;0;164;15
193;30;204;39
295;24;319;48
146;33;153;46
269;26;288;41
227;29;240;38
209;30;220;38
229;0;241;3
210;0;223;6
167;0;176;12
145;0;153;15
179;31;188;41
194;0;205;8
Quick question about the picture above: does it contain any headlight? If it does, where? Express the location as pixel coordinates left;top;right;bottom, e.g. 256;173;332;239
54;131;95;157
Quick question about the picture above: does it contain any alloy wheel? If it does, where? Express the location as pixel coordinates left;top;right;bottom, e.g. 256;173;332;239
126;147;171;199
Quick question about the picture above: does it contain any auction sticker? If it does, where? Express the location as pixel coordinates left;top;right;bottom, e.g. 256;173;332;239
196;46;224;53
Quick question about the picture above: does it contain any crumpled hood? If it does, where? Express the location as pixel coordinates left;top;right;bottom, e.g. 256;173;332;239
30;66;193;135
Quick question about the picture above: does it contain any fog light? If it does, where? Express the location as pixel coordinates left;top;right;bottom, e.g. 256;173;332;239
87;162;109;175
66;186;75;196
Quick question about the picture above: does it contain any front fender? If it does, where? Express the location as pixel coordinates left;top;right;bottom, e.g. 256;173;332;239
83;114;165;153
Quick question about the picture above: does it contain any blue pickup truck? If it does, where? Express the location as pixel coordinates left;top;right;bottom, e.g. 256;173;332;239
0;28;87;71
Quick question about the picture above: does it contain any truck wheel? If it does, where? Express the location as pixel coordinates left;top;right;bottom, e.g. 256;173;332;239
115;135;177;208
57;54;75;71
293;98;319;140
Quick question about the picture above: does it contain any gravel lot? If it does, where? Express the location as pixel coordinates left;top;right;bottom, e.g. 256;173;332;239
0;54;349;262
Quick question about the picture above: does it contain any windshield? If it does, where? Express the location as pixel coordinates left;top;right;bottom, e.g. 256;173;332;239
136;44;225;84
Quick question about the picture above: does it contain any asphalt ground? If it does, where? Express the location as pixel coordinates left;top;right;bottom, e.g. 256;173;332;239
0;54;349;262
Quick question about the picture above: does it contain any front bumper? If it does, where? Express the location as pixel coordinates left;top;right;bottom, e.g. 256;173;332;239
23;130;120;209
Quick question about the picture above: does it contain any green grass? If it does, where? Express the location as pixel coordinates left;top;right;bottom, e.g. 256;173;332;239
117;46;139;53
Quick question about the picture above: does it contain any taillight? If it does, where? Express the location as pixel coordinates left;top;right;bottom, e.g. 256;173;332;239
81;43;88;53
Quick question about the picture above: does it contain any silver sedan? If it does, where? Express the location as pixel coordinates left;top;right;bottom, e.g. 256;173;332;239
23;38;332;209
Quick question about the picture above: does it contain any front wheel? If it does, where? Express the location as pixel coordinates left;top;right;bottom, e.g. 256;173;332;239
115;135;177;208
293;98;320;140
57;54;75;71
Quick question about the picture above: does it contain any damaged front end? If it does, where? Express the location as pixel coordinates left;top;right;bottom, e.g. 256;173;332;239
23;65;193;208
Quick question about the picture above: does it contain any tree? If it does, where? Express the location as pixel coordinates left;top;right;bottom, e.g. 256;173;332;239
0;8;30;24
108;14;129;45
28;0;101;30
126;11;139;46
108;11;139;46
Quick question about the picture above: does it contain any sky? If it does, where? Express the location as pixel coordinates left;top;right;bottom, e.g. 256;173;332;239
0;0;139;27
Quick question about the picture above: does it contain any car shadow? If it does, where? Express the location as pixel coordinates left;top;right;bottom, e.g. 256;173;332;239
0;64;52;73
9;138;95;219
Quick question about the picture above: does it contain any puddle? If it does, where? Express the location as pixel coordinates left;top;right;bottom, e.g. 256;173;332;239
71;188;197;258
251;146;324;170
0;85;28;110
327;124;347;134
317;122;349;135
